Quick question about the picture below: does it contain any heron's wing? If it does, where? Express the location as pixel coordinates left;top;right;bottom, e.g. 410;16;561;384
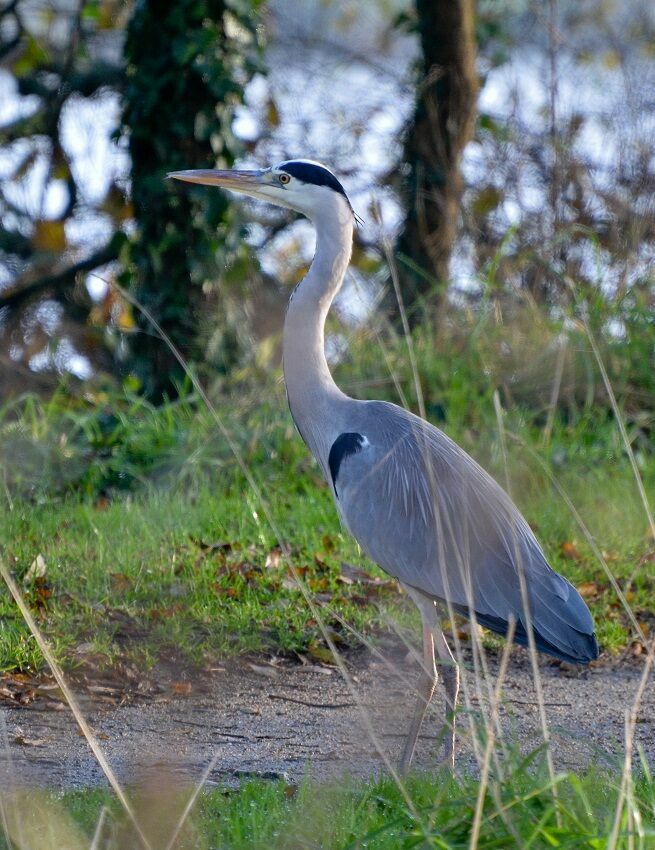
331;401;598;664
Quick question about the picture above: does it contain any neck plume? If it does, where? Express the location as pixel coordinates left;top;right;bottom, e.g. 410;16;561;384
282;199;354;464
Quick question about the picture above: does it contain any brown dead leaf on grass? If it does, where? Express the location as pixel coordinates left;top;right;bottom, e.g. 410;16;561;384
213;584;239;598
576;581;601;600
560;541;584;561
110;571;133;592
264;547;283;569
321;534;337;552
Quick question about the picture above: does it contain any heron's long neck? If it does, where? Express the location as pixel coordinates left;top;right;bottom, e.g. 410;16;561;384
283;206;353;462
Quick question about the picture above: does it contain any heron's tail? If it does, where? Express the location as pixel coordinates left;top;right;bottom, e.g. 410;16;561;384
466;608;599;665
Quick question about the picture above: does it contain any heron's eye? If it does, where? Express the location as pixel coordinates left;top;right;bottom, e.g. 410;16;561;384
279;173;290;185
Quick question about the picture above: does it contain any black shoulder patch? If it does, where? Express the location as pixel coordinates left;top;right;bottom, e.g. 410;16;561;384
328;432;366;496
279;160;349;200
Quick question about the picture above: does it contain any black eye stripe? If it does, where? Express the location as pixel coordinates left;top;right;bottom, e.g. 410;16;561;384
278;160;348;199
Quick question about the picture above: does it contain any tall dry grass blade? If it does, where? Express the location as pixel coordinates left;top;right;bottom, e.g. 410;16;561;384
607;637;654;850
576;303;655;544
163;751;221;850
2;467;13;513
541;333;567;447
469;618;517;850
0;560;152;850
493;392;560;823
89;806;109;850
106;278;428;832
374;200;426;422
347;274;410;409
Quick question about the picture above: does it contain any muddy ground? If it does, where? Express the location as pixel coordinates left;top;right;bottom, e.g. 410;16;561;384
1;645;653;790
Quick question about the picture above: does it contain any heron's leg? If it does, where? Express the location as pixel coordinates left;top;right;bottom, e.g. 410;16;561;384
433;626;460;769
398;620;437;775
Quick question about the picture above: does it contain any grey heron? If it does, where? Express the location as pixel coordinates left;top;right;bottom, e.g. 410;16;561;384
169;160;599;771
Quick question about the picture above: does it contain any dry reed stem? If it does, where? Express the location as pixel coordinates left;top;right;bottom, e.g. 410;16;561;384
607;637;655;850
88;806;109;850
375;201;426;422
569;288;655;544
541;333;567;446
469;619;517;850
493;391;560;824
348;273;410;409
162;751;222;850
0;560;152;850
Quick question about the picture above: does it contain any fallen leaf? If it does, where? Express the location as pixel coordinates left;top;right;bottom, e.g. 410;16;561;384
576;581;600;599
561;542;584;561
265;548;283;569
29;575;52;609
110;572;132;592
171;682;192;695
321;534;336;552
24;554;46;584
14;733;46;747
213;584;239;598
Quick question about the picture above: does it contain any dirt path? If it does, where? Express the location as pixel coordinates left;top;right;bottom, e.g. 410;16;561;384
1;647;653;789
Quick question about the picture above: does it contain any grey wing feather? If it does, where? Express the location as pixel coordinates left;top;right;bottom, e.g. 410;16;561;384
332;401;598;664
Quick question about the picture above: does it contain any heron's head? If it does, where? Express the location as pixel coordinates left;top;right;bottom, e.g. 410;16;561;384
168;159;354;224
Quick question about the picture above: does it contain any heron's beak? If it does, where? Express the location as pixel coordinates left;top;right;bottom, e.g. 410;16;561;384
167;169;267;196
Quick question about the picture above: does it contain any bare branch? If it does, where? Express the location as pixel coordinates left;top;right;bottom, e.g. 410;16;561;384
0;242;119;309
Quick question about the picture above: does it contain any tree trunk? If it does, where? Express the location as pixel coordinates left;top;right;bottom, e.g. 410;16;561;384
395;0;478;316
121;0;262;400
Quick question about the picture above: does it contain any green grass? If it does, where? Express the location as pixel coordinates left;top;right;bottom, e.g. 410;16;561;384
0;451;394;673
1;750;654;848
0;389;653;675
1;300;654;675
